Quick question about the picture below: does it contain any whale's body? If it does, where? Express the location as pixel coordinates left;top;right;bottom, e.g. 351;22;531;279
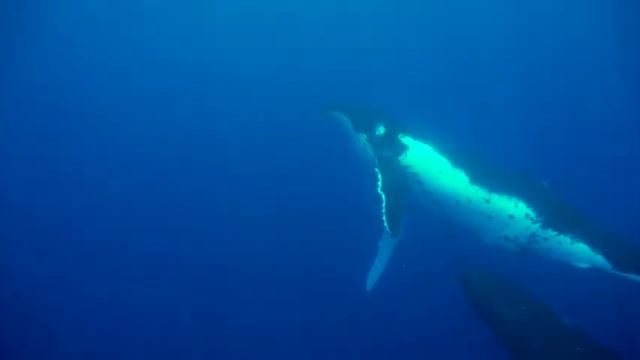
326;106;640;290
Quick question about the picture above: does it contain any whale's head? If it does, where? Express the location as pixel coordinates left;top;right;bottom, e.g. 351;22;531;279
323;105;389;138
323;104;406;161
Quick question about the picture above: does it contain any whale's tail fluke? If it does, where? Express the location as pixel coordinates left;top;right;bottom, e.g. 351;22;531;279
365;230;399;291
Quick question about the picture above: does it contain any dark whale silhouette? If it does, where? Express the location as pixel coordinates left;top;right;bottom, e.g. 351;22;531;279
459;269;621;360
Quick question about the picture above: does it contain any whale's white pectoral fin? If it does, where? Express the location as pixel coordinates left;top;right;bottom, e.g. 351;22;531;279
612;270;640;282
365;167;404;291
366;230;399;291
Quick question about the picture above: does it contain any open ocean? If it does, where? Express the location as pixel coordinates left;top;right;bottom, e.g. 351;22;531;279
2;1;639;359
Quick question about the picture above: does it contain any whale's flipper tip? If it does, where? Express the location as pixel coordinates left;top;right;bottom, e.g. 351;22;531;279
612;270;640;283
365;231;399;292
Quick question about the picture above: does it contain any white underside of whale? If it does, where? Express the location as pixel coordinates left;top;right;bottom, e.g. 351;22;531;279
397;134;614;271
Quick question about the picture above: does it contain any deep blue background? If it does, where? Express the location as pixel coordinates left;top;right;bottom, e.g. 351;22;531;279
1;0;639;359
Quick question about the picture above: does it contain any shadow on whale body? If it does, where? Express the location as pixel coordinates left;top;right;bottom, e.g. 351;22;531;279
324;104;640;290
459;268;621;360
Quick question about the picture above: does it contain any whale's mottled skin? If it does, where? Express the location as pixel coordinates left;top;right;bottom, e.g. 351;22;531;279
325;105;640;290
460;269;621;360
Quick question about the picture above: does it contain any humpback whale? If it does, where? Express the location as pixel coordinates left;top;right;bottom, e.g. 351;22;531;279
325;105;640;291
459;268;621;360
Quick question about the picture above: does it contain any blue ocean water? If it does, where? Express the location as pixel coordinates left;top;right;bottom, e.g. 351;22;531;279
1;0;639;359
